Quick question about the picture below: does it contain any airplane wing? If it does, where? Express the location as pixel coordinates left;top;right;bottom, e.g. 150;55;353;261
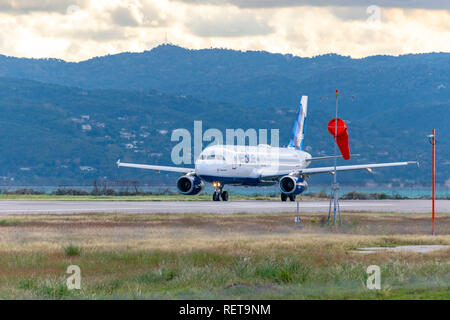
117;160;195;174
301;161;417;174
260;161;418;179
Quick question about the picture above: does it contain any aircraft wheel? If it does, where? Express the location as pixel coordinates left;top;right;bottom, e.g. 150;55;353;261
213;192;220;201
289;194;296;202
221;191;229;201
281;193;287;202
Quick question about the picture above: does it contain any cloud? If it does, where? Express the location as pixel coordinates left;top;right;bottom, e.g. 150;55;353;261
0;0;89;14
140;1;169;27
329;6;372;21
108;2;168;28
109;5;142;27
187;9;274;37
173;0;450;10
0;0;447;61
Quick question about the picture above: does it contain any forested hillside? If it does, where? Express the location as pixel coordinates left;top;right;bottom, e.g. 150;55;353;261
0;45;448;186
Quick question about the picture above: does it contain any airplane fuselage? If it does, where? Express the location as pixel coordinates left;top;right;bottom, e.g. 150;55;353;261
195;144;312;186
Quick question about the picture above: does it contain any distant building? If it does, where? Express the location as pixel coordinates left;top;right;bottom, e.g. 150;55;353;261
70;117;84;123
150;153;163;157
82;124;92;131
120;130;135;139
79;166;95;172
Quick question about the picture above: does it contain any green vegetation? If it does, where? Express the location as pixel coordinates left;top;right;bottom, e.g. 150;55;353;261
0;219;23;226
0;212;448;299
1;249;448;299
341;191;409;200
64;245;82;257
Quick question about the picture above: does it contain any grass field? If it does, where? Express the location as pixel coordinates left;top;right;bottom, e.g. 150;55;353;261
0;211;448;299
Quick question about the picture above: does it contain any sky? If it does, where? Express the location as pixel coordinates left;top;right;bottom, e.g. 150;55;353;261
0;0;448;61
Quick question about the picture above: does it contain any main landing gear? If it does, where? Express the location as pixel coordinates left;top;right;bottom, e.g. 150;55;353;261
281;193;296;202
212;181;228;201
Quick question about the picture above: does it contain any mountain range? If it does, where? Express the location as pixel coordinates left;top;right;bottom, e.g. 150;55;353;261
0;44;448;187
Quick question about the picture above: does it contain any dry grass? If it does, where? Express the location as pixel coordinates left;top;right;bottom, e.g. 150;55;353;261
0;212;448;299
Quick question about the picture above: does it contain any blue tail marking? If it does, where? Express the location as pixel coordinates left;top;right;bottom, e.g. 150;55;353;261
288;96;308;150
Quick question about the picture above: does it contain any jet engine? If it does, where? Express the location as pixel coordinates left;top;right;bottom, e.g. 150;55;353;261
177;175;205;195
279;175;308;195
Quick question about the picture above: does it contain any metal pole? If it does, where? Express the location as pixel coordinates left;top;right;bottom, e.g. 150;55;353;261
295;198;303;228
432;128;435;236
328;191;333;222
337;194;342;226
333;90;339;226
328;89;341;227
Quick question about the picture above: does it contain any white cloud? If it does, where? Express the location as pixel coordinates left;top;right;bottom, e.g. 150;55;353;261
171;0;450;10
0;0;447;61
109;5;142;27
0;0;90;14
186;6;274;37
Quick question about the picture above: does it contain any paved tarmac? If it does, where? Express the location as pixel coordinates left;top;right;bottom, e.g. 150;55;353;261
0;200;448;215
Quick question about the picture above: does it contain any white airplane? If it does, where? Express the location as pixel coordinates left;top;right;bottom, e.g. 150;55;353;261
117;96;417;201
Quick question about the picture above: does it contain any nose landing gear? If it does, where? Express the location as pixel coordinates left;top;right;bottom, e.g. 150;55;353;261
212;182;228;201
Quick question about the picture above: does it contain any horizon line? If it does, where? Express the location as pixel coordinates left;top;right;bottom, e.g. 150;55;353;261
0;42;448;63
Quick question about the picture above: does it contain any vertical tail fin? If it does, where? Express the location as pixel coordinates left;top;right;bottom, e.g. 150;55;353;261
288;95;308;150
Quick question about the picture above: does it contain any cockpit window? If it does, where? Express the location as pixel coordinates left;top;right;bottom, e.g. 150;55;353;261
200;150;226;161
207;153;225;160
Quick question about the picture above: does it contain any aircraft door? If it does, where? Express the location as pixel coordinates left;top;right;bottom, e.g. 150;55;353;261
232;153;237;169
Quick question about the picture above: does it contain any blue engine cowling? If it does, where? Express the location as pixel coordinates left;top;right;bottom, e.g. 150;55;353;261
177;175;205;195
279;175;308;195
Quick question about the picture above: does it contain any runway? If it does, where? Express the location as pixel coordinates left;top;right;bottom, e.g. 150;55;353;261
0;200;448;215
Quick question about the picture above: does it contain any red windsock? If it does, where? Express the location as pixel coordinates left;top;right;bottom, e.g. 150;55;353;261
327;118;350;160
